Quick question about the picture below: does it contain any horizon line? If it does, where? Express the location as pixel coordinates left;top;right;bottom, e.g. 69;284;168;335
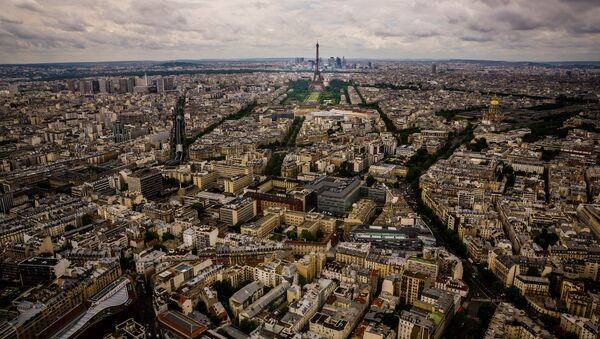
2;57;600;67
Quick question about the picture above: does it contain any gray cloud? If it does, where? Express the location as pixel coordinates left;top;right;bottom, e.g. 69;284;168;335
14;0;43;12
495;10;544;31
574;24;600;34
461;35;494;42
0;14;24;25
42;17;88;32
0;0;598;63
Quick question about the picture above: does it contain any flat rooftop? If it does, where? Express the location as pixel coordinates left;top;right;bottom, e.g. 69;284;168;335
19;257;61;266
307;176;362;198
158;310;207;338
129;168;160;178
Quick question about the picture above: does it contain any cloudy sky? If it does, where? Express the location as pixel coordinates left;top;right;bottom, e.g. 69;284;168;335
0;0;599;63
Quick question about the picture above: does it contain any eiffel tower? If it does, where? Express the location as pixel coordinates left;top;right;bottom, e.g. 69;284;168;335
309;42;324;92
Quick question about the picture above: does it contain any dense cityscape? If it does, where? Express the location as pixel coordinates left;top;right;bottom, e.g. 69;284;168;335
1;3;600;337
1;46;599;339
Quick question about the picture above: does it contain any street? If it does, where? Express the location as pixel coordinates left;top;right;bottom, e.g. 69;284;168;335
135;278;160;338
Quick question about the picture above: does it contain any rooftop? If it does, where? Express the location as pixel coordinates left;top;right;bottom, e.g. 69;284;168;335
157;310;207;338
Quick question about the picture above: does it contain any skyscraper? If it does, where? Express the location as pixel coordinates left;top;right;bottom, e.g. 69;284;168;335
118;78;128;93
156;76;165;93
113;120;125;143
98;79;107;93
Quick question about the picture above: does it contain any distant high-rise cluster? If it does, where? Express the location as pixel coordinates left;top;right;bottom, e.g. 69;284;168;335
66;75;176;94
328;56;345;69
156;76;175;93
293;43;346;70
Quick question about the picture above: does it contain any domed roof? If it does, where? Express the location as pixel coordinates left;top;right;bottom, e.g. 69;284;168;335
490;95;499;106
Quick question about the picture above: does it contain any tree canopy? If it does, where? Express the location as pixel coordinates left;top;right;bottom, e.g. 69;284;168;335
144;230;159;243
162;232;175;242
366;175;376;187
300;229;316;242
534;228;559;250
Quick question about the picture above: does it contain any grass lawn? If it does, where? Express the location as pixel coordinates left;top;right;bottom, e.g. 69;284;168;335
284;79;310;104
305;92;321;102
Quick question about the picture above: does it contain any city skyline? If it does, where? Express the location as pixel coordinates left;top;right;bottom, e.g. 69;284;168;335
1;1;600;338
1;0;600;64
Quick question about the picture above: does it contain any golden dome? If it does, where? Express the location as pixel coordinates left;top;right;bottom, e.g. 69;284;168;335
490;95;499;106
